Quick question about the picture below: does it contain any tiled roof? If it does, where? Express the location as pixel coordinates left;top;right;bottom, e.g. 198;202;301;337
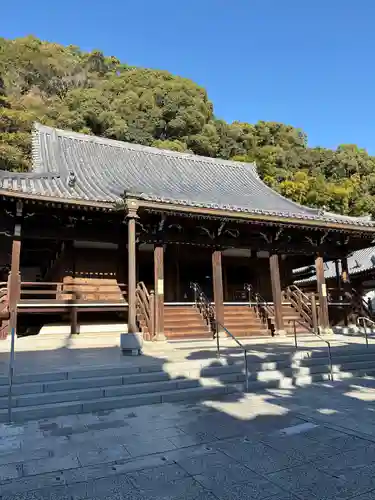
294;246;375;284
0;123;374;227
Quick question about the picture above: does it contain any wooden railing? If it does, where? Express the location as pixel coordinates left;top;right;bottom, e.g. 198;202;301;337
244;284;274;335
135;282;155;340
0;281;9;340
349;288;374;321
190;282;216;336
285;285;314;329
16;280;128;306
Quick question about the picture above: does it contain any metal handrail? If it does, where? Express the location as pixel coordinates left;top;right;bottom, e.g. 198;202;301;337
356;316;374;347
289;318;333;381
215;321;249;392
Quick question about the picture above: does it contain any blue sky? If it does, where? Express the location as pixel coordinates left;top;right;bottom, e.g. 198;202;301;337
2;0;375;153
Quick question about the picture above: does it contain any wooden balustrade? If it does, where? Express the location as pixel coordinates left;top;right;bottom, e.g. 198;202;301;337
285;285;313;328
135;282;155;339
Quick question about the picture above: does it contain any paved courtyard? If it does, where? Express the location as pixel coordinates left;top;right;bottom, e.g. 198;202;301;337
2;377;375;499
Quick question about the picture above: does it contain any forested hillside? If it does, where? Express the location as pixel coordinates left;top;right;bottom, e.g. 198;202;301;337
1;36;375;216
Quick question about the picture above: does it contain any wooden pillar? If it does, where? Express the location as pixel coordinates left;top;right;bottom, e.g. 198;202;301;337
8;202;23;335
127;214;138;334
315;253;330;332
212;250;224;328
341;256;352;324
269;253;285;335
154;244;165;340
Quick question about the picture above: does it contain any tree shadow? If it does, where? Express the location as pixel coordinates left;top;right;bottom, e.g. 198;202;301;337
2;334;375;499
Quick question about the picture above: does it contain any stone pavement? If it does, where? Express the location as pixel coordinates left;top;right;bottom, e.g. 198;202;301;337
2;378;375;499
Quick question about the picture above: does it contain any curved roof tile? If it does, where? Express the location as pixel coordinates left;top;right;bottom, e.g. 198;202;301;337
0;123;373;228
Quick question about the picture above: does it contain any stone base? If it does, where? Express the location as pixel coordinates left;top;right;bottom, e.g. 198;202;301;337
120;332;143;355
154;331;166;341
318;327;334;335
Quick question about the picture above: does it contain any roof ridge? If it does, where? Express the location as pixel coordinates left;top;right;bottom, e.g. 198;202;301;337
33;122;256;170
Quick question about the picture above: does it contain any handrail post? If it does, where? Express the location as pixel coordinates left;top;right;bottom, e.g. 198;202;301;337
216;321;220;358
327;342;333;381
293;319;298;349
244;350;249;392
149;290;155;340
311;293;318;333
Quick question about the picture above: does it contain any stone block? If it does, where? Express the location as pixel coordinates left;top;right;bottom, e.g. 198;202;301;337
15;388;103;407
0;447;50;466
0;472;66;496
124;437;177;458
127;463;188;490
0;482;88;500
14;372;68;384
77;445;130;466
177;450;234;476
23;454;80;476
213;438;303;474
81;393;162;413
104;380;177;398
122;371;169;385
44;375;123;392
161;386;224;403
0;462;22;481
68;366;138;379
120;333;143;354
200;476;285;500
268;463;334;493
12;402;82;423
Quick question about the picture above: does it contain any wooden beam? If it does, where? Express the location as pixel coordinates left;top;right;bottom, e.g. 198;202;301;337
315;253;330;332
127;216;138;333
154;244;165;340
212;250;224;330
269;253;285;335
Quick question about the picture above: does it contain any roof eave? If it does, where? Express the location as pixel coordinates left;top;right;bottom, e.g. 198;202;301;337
0;189;113;210
136;199;375;233
1;189;375;233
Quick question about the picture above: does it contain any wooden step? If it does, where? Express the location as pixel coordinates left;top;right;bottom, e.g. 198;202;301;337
164;306;209;340
164;325;211;334
165;331;212;340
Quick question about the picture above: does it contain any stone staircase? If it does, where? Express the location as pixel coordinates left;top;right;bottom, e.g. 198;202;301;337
3;342;375;423
223;304;268;337
164;305;211;340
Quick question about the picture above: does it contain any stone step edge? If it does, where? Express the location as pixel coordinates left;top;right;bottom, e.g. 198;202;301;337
2;345;375;386
3;367;375;423
5;357;375;406
0;384;242;423
0;374;246;408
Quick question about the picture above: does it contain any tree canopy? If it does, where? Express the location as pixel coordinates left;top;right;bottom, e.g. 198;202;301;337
1;35;374;216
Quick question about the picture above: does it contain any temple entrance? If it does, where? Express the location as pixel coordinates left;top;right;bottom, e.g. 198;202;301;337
223;254;252;302
178;248;213;301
